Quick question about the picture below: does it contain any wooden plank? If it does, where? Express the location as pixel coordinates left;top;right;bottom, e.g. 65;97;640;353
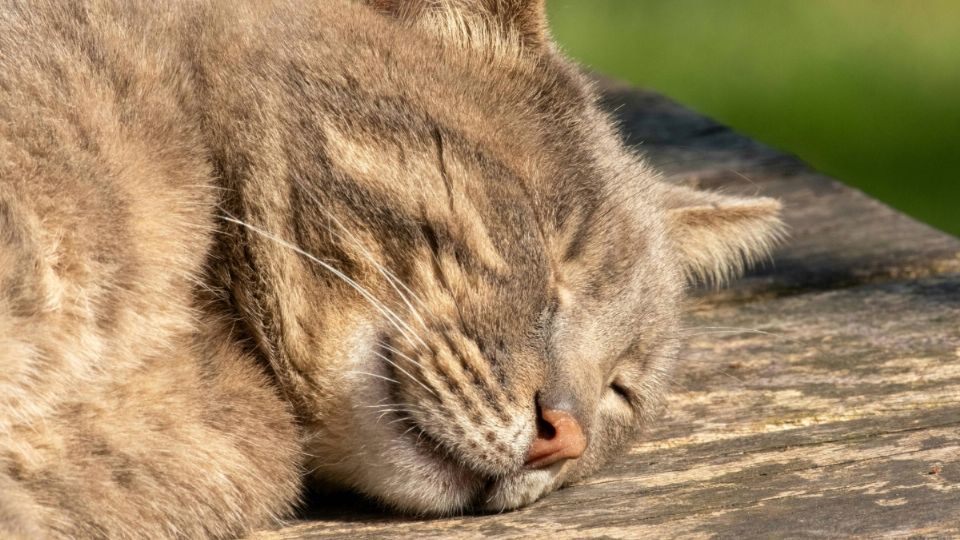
259;83;960;538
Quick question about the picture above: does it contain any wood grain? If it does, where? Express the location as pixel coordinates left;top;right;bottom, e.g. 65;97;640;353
255;81;960;538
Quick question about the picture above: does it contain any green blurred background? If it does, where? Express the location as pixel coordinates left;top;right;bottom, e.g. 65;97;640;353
548;0;960;236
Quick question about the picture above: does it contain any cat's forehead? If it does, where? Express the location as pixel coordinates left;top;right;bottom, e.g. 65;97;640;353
310;22;656;304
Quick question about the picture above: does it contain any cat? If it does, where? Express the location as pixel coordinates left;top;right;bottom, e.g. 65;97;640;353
0;0;784;537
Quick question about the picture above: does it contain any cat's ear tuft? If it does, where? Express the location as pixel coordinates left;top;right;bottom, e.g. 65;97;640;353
366;0;549;50
477;0;549;48
660;183;786;286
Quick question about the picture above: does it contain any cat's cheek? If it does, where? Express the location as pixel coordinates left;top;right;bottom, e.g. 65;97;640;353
306;393;485;516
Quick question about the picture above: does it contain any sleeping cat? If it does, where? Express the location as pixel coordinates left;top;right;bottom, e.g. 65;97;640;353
0;0;783;537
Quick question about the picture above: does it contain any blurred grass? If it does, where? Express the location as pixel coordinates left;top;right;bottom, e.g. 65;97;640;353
548;0;960;236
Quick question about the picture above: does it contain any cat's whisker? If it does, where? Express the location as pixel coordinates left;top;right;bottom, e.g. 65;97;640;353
368;260;429;329
376;409;421;424
380;343;429;373
726;169;764;195
681;325;782;335
362;400;411;409
363;403;425;413
328;216;432;324
227;217;425;349
320;211;431;329
678;328;780;338
386;414;417;427
346;370;401;386
362;396;394;408
301;452;355;474
222;215;428;350
373;351;438;397
304;186;434;330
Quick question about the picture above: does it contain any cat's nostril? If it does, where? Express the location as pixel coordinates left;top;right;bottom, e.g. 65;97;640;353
524;406;586;469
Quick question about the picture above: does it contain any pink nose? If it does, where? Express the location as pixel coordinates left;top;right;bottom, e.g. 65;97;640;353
525;408;587;469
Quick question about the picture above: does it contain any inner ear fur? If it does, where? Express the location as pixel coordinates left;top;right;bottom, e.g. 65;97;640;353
660;183;785;286
365;0;549;49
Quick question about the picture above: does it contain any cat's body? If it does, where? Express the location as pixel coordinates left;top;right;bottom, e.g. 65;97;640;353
0;1;783;538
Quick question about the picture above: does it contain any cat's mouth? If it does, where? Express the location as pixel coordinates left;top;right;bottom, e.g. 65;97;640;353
385;404;488;476
390;412;473;475
376;384;562;514
326;327;564;515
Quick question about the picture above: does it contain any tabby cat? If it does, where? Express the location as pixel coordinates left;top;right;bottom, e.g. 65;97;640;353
0;0;783;537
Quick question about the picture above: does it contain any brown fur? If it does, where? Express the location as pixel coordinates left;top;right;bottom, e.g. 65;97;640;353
0;0;783;537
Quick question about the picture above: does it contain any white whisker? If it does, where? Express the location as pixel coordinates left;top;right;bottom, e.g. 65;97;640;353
300;184;433;333
346;370;401;386
316;206;432;329
679;328;780;338
221;215;428;350
386;415;416;427
380;343;428;372
373;351;438;397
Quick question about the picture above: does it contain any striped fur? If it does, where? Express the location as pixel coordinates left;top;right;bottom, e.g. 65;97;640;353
0;0;782;537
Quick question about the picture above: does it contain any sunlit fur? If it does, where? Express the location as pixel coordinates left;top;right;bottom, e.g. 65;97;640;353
0;0;783;537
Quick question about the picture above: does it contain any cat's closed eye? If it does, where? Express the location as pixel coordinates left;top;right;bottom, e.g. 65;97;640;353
609;381;633;405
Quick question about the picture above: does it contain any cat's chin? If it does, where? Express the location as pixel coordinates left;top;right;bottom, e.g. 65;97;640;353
383;422;566;515
305;421;486;516
475;467;565;513
345;449;564;516
322;410;564;516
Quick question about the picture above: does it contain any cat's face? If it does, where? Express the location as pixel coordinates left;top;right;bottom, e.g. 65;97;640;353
237;0;783;515
298;108;686;514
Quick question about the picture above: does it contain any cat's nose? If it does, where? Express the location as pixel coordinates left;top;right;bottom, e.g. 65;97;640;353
525;407;587;469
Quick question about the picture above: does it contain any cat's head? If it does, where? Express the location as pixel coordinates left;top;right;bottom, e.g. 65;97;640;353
230;0;783;515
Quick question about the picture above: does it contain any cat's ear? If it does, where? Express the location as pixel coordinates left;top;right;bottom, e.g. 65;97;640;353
659;183;785;285
366;0;549;50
